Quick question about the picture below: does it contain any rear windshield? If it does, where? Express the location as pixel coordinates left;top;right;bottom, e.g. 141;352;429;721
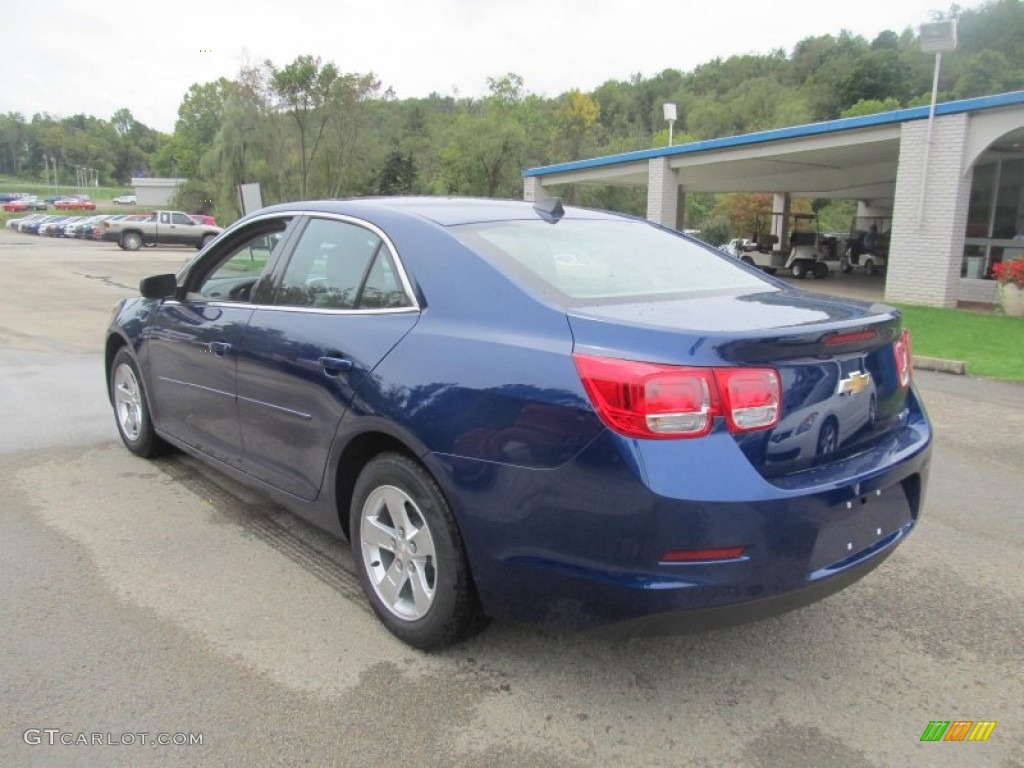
452;219;771;301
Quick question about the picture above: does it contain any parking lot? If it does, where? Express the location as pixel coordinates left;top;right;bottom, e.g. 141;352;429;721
1;228;1021;767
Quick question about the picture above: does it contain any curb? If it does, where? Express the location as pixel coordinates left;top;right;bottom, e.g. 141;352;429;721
914;356;966;375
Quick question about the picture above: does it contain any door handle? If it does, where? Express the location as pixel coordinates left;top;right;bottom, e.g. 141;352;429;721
319;356;353;375
211;341;231;357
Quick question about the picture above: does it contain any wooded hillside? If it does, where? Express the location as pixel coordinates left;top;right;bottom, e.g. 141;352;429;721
2;0;1021;235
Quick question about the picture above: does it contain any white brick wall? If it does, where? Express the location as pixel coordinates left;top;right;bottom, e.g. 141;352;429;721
522;176;545;202
646;158;679;228
958;278;999;304
885;115;971;307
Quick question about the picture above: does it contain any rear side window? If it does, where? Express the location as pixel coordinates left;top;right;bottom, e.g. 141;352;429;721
453;219;770;301
275;217;412;310
359;250;413;308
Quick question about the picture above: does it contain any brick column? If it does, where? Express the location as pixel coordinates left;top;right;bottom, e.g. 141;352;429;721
523;176;546;202
646;157;679;229
885;115;971;307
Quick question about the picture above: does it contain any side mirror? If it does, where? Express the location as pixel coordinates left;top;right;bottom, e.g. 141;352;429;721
140;273;178;299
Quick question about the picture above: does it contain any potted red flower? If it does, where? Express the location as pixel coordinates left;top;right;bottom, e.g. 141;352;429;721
992;257;1024;317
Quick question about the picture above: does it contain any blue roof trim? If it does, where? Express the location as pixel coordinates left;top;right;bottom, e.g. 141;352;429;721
522;90;1024;178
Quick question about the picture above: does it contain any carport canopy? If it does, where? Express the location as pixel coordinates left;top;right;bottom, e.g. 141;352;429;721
523;92;1024;208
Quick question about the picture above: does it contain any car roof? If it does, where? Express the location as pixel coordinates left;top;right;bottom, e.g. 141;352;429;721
255;196;623;227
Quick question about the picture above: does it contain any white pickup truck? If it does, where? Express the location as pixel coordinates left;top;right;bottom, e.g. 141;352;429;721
101;210;222;251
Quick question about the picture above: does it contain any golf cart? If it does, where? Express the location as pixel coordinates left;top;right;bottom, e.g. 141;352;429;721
739;212;837;279
843;215;891;276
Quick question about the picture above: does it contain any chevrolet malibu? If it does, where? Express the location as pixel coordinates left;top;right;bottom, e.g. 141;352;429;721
105;197;931;649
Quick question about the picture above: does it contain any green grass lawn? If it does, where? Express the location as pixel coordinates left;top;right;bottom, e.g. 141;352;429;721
895;303;1024;381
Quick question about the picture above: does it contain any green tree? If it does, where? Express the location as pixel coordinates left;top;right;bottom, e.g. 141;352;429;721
0;112;30;176
267;55;341;198
319;72;386;197
375;150;416;195
840;97;902;118
157;78;233;178
439;74;530;198
839;49;914;107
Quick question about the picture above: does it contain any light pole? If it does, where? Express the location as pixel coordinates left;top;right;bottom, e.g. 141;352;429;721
663;103;677;147
917;18;958;229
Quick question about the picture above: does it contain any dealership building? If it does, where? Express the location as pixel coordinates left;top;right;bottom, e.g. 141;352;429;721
523;90;1024;308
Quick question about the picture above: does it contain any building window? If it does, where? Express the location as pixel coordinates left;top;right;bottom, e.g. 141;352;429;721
964;158;1024;278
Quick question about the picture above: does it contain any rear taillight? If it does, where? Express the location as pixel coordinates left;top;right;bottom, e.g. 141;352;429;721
893;329;912;388
573;354;780;440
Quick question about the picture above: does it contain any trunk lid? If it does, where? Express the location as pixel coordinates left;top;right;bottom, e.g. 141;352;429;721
567;288;910;478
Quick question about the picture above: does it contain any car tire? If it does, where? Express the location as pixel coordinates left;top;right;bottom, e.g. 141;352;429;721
199;234;216;250
813;261;829;279
741;255;755;266
791;262;806;279
122;232;142;251
110;348;168;458
864;258;876;276
350;453;488;650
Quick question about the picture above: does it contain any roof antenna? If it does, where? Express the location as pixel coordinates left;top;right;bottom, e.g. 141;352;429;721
533;197;564;223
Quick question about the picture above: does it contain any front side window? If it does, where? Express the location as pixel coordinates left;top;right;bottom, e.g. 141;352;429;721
189;218;292;303
172;213;194;225
275;218;411;309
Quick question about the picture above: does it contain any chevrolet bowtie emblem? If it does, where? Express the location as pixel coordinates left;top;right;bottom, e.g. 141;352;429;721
837;372;871;396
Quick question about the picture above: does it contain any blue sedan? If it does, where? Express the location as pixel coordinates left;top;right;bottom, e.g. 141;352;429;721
105;197;931;649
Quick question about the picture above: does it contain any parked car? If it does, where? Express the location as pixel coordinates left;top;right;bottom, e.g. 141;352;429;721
21;215;62;234
6;213;45;230
189;213;217;226
112;195;137;205
64;215;101;238
41;216;74;236
77;214;115;239
106;197;931;650
2;197;45;211
55;196;96;211
101;210;221;250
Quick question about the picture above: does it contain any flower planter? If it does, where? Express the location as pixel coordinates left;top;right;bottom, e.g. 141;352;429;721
998;282;1024;317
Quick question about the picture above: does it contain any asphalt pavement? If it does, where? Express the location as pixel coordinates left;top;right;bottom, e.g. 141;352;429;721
1;230;1021;767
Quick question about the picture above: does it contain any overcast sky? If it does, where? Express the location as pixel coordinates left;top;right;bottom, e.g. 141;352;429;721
4;0;973;133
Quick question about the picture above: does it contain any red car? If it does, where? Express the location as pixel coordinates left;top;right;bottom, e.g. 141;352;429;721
190;214;217;226
56;197;96;211
3;200;28;212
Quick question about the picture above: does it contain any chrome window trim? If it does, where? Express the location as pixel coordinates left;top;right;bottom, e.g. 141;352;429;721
178;209;421;313
162;299;420;317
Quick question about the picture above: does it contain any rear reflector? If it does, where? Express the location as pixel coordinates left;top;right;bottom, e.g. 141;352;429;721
661;546;747;563
573;354;780;440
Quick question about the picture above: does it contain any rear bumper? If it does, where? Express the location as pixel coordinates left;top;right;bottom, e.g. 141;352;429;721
429;393;931;634
586;535;898;638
